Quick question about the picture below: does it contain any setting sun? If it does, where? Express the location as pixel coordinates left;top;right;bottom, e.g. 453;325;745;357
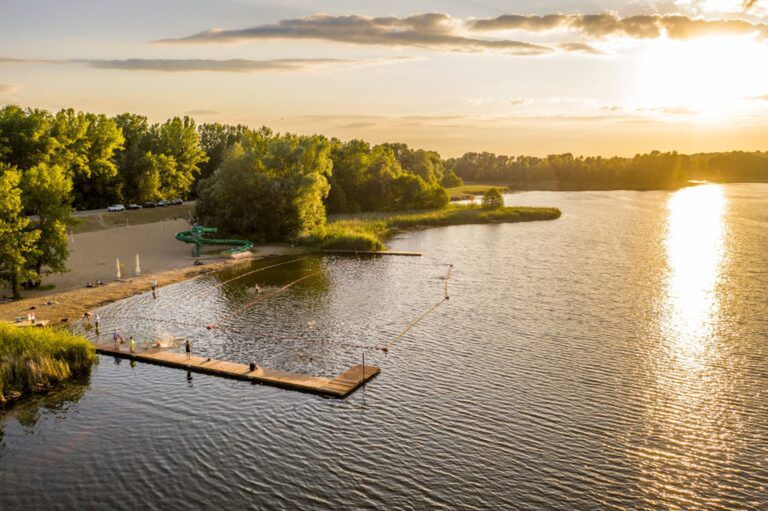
636;36;768;121
2;1;768;510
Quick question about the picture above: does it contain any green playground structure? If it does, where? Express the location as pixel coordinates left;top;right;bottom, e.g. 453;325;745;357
175;225;254;257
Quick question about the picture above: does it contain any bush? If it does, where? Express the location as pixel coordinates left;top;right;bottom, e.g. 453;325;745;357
0;324;97;405
441;169;464;188
481;187;505;209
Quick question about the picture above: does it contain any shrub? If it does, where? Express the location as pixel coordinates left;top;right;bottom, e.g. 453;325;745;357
481;187;505;209
0;324;97;405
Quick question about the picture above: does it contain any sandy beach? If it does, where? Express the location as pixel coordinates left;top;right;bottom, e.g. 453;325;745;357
0;217;306;324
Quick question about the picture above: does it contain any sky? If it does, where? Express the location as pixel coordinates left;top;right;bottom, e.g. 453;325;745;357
2;0;768;157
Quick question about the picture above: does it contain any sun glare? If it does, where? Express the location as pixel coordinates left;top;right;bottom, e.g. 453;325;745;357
635;36;768;122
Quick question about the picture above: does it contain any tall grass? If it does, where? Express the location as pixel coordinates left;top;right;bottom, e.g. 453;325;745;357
0;324;97;405
304;204;561;251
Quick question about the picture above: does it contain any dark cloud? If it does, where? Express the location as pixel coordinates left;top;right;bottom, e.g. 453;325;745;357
470;13;767;40
156;13;553;55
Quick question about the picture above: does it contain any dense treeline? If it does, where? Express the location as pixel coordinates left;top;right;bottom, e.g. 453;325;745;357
2;102;768;295
0;104;457;292
445;150;768;190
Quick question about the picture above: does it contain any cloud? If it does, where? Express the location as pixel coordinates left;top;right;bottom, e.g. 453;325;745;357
469;13;768;40
155;13;553;55
0;56;409;73
0;83;18;94
155;12;768;57
81;58;356;72
184;109;220;116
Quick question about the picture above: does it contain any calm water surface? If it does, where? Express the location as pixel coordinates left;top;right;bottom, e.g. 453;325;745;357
2;184;767;510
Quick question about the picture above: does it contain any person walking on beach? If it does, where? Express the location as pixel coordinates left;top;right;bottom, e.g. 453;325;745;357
129;336;136;354
151;279;158;299
185;340;191;360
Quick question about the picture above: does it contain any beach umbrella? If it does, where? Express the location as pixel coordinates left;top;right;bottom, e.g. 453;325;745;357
135;254;141;276
116;257;121;279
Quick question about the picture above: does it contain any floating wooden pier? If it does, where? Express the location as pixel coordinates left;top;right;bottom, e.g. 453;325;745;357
322;249;422;257
93;343;379;398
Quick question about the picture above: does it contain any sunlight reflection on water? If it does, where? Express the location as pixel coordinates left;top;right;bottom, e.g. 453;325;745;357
664;184;726;370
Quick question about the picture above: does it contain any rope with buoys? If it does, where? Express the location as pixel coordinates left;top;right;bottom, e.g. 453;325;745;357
207;269;324;330
184;256;309;301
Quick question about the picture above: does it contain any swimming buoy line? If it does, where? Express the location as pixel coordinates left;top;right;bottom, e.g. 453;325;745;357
96;263;453;354
208;269;325;329
184;256;309;301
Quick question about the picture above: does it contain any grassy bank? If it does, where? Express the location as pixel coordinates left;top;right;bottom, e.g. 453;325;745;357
0;324;97;405
307;204;561;251
445;184;510;200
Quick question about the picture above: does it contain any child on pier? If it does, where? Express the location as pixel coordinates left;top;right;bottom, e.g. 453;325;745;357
185;340;191;360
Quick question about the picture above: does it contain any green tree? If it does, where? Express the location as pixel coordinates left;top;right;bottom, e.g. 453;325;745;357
197;134;332;242
441;169;464;188
481;187;505;209
149;117;207;199
0;165;39;299
0;105;55;170
21;163;74;287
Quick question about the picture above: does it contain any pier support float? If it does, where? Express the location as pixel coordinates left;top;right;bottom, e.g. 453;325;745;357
94;343;379;398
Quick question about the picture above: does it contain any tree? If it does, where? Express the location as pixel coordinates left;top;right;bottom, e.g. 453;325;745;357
197;134;332;242
149;117;207;198
0;165;39;299
21;163;74;286
441;169;463;188
51;110;124;209
0;105;54;170
481;187;505;209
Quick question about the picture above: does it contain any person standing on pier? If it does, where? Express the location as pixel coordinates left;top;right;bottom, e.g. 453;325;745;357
113;329;121;349
94;314;100;334
129;336;136;354
151;279;158;299
185;340;191;360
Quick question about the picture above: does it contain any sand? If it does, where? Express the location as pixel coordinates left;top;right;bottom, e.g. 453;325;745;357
0;218;307;324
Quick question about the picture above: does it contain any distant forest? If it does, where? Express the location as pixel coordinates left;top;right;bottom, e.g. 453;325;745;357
445;150;768;190
2;104;767;214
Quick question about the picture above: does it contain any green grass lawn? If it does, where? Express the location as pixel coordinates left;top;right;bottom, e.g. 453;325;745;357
0;324;97;405
305;204;561;251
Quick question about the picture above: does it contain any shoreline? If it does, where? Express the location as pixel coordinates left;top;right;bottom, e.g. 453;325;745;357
0;255;272;326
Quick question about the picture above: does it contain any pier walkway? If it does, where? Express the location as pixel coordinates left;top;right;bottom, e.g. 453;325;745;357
94;343;379;398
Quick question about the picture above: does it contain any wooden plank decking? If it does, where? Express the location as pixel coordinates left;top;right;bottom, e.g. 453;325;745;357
93;343;379;398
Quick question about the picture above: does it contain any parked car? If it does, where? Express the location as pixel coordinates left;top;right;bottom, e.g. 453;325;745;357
157;200;170;207
170;198;183;206
127;204;142;210
142;201;157;208
107;204;125;212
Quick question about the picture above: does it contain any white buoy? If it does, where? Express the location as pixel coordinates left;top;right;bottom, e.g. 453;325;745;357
116;257;122;280
135;254;141;276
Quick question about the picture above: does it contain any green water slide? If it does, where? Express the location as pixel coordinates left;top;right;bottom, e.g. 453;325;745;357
175;225;254;257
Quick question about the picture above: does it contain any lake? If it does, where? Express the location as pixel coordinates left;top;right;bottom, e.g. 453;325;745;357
2;184;766;510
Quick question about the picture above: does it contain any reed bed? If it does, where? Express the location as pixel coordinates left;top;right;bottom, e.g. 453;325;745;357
306;204;562;251
0;324;97;405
